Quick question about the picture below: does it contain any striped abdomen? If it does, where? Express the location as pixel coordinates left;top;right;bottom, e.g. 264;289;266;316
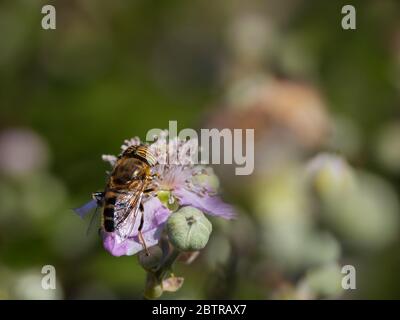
103;191;117;232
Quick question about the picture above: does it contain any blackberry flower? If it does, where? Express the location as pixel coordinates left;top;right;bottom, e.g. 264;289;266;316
96;132;235;256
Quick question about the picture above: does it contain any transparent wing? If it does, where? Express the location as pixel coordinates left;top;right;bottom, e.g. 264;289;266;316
74;193;104;235
114;181;146;239
73;199;98;218
73;192;104;218
86;205;102;236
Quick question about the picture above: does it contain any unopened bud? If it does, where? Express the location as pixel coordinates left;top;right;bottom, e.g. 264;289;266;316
167;206;212;251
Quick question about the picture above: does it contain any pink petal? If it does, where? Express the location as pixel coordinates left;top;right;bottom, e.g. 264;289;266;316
174;188;236;219
102;197;170;256
102;227;163;256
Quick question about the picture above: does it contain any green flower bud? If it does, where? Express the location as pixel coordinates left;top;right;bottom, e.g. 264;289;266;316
167;207;212;251
191;171;220;192
301;263;343;298
138;246;163;272
307;153;355;199
143;273;163;299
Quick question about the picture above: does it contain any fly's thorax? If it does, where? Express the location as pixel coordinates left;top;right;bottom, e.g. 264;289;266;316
122;144;157;167
110;157;150;187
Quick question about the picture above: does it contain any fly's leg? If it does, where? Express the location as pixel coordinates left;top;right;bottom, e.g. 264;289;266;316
143;185;157;200
144;188;156;198
138;202;150;256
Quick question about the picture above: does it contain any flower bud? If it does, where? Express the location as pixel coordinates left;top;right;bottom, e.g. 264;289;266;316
306;153;355;199
300;263;343;298
143;273;163;299
191;170;220;193
138;246;163;272
167;206;212;251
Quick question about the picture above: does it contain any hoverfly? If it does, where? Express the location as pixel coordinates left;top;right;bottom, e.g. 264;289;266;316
74;144;158;255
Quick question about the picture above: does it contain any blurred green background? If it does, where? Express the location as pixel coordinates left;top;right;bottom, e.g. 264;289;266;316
1;0;400;299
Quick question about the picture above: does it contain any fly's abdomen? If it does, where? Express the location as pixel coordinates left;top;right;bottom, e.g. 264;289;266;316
103;192;117;232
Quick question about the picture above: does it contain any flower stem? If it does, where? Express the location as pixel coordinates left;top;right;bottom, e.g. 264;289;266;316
156;247;180;281
143;246;181;299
